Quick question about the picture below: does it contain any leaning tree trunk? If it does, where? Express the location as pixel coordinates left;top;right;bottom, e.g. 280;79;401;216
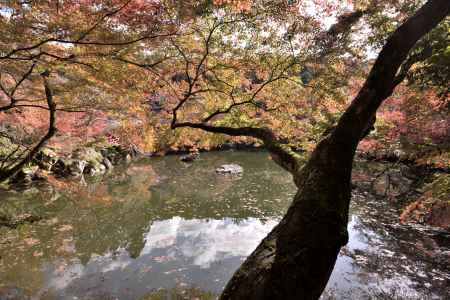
219;1;450;299
0;72;57;183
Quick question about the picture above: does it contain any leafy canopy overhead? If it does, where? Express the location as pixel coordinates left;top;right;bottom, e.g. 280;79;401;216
0;0;448;155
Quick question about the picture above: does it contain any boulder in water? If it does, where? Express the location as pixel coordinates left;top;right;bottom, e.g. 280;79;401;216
216;164;243;175
180;152;199;163
52;158;86;177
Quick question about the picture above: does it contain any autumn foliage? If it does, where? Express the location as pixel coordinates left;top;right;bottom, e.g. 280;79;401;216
0;0;448;165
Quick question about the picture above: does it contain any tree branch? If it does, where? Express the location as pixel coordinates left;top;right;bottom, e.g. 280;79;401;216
330;0;450;152
0;71;57;182
0;32;177;61
173;122;304;177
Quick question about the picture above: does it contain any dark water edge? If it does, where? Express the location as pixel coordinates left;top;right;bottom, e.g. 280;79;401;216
0;150;449;300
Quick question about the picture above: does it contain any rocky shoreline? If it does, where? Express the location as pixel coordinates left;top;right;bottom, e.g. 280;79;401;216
3;136;448;190
4;145;142;190
0;141;260;190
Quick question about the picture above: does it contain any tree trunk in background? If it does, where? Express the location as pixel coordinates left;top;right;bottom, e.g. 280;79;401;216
220;1;450;299
0;73;57;183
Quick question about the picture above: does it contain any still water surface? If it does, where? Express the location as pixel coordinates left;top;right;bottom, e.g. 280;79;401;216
0;151;449;299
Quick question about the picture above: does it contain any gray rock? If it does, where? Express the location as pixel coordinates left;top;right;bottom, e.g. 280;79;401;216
180;152;199;163
34;148;57;170
101;146;127;165
129;144;142;157
102;157;113;169
68;159;86;176
216;164;243;175
73;147;103;163
52;158;86;177
84;162;106;176
52;158;70;176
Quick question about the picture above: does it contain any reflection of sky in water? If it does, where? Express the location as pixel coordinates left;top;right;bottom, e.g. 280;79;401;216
141;217;278;268
2;152;449;299
42;215;445;300
44;217;278;299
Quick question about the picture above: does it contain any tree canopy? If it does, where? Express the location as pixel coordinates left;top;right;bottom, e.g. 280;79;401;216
1;1;447;160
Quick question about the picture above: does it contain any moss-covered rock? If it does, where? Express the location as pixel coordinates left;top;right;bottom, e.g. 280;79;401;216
34;148;58;170
0;136;16;158
72;147;108;176
84;161;106;176
9;165;39;187
73;147;104;164
101;145;131;165
52;158;86;177
2;144;140;190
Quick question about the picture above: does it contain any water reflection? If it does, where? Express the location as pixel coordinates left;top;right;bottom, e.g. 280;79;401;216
141;217;278;268
0;151;449;299
41;217;277;299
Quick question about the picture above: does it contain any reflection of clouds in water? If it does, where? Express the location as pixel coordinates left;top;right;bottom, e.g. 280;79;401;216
142;217;278;268
46;260;85;291
44;215;440;299
46;217;277;292
47;248;133;291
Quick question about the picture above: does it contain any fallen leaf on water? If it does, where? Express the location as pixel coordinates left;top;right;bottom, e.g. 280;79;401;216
58;224;73;232
141;266;152;273
48;217;59;225
24;238;39;246
153;256;172;263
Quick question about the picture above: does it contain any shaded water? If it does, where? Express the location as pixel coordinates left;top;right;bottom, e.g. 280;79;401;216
0;151;449;299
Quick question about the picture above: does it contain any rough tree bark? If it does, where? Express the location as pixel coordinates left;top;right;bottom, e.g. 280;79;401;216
173;0;449;299
0;71;57;182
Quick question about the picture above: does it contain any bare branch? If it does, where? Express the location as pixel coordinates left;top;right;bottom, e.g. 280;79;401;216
74;0;133;43
393;44;433;86
0;32;178;61
10;62;36;98
113;55;171;70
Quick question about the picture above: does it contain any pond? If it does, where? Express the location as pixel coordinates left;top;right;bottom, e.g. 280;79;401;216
0;151;449;299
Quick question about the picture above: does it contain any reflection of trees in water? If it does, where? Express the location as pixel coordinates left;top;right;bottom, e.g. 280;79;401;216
1;155;449;299
40;217;274;299
148;151;295;220
0;165;161;293
46;152;293;265
0;151;294;298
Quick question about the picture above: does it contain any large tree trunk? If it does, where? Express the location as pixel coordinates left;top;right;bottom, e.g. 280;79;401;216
219;1;450;299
